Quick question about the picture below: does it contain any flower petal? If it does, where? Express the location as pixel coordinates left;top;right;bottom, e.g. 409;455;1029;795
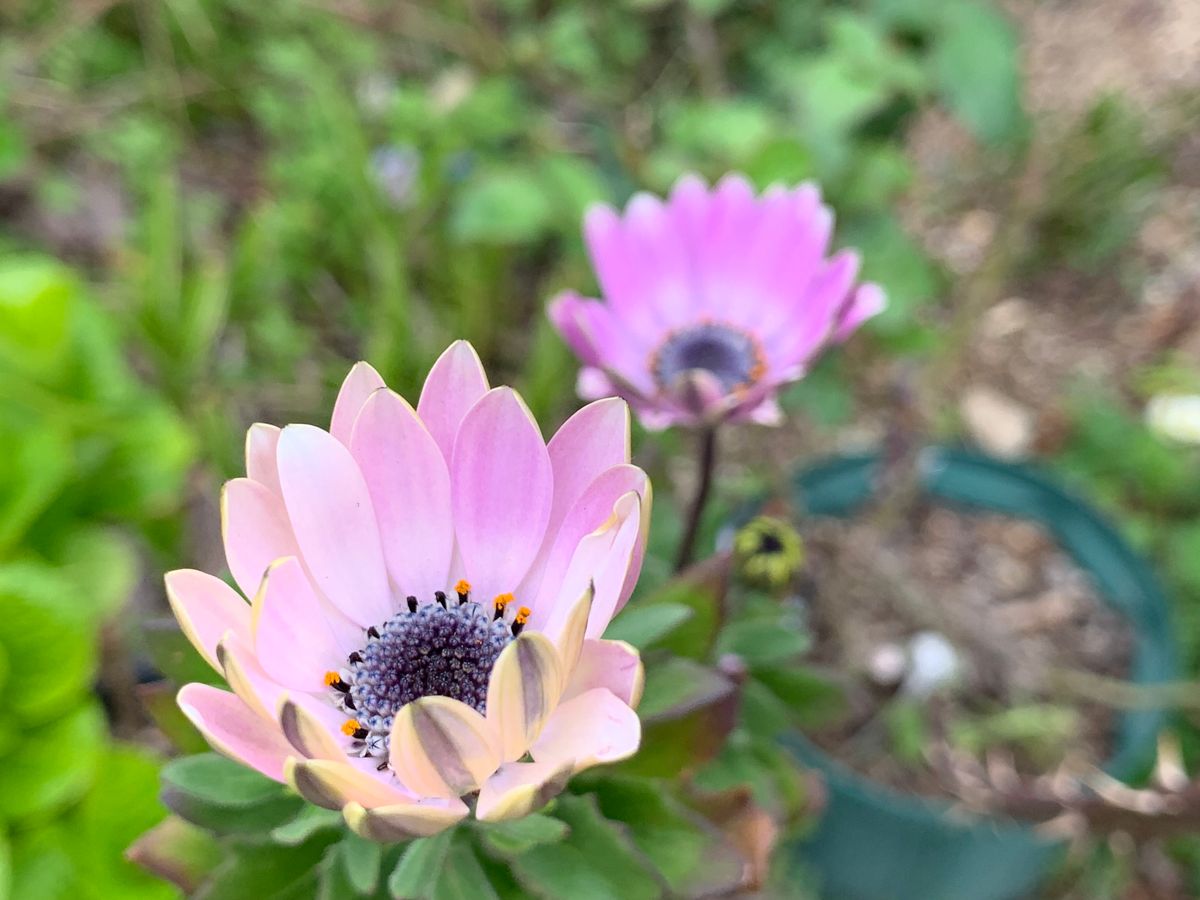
177;684;293;783
485;632;564;762
451;388;553;599
252;556;362;691
164;569;251;673
245;423;282;495
343;799;467;842
545;398;631;543
562;640;644;708
217;631;286;723
285;757;411;810
526;464;647;624
834;282;886;342
330;361;386;446
350;389;453;598
541;491;644;640
390;696;501;798
475;760;574;822
277;424;392;626
531;688;640;774
542;584;593;681
278;692;349;761
221;477;297;598
417;340;489;462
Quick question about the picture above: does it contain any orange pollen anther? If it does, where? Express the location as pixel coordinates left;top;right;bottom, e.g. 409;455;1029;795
340;719;361;737
324;671;342;687
515;606;531;625
454;579;471;595
493;593;514;611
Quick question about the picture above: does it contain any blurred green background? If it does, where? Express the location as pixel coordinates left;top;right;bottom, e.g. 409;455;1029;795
2;0;1199;897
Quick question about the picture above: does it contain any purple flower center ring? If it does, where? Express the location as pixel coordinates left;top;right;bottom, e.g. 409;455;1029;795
651;321;766;394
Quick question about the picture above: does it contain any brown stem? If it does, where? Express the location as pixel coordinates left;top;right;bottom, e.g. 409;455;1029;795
675;426;718;572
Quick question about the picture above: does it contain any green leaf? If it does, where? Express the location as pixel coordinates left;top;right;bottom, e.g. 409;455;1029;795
751;666;847;728
604;603;693;651
387;829;455;899
0;704;104;820
161;754;302;835
451;168;553;245
67;746;177;900
271;806;345;846
591;777;744;897
635;556;728;659
0;562;97;723
931;2;1025;144
716;620;810;665
622;658;739;778
195;837;334;900
339;832;382;896
435;837;501;900
0;255;77;376
0;830;9;900
505;795;661;900
480;813;569;856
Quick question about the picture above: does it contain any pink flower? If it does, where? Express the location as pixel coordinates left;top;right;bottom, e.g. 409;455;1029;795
166;342;651;839
549;173;886;429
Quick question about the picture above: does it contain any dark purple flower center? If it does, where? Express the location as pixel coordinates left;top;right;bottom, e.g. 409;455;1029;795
651;322;765;394
325;585;528;761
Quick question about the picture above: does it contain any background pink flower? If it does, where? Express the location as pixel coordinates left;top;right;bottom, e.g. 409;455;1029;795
549;173;886;430
167;341;652;839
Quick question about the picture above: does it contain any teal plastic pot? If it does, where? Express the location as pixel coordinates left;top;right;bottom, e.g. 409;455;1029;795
779;447;1176;900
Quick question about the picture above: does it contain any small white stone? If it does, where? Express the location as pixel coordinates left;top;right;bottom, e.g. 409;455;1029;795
902;631;962;698
867;643;908;687
961;386;1035;460
1145;394;1200;446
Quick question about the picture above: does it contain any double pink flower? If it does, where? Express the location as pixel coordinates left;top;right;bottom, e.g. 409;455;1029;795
167;342;651;839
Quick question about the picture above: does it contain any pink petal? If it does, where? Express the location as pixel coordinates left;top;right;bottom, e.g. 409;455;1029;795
531;688;640;774
451;388;553;600
545;398;631;540
834;282;886;342
350;389;453;598
330;362;386;446
164;569;252;673
611;192;693;332
253;557;361;690
475;759;573;822
286;757;415;810
278;692;353;761
583;492;645;638
562;640;644;708
245;424;282;495
526;465;648;624
221;478;298;598
769;250;860;368
217;632;288;722
583;204;660;341
417;341;490;462
177;684;294;783
389;697;502;798
537;491;643;640
343;798;468;840
548;292;603;368
549;294;656;396
276;424;392;626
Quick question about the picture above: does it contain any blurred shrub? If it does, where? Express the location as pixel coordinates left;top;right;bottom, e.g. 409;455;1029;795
0;254;192;899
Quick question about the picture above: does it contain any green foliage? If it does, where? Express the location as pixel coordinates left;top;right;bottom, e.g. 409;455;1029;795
1034;97;1166;270
0;0;1038;895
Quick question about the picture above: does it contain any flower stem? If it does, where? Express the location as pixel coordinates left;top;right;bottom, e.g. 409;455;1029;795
675;426;718;572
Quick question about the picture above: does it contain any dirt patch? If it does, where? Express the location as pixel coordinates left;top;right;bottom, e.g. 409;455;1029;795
797;506;1134;795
